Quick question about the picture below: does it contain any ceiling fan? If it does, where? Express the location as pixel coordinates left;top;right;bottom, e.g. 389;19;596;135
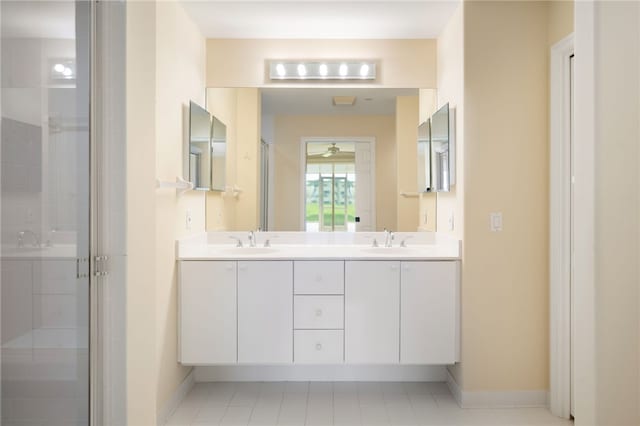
309;143;341;158
307;143;355;161
321;143;340;158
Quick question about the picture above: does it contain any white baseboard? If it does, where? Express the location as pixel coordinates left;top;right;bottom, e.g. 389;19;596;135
446;369;548;409
158;369;195;426
194;365;447;382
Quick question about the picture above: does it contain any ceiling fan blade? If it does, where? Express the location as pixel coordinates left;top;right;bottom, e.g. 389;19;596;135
322;151;333;158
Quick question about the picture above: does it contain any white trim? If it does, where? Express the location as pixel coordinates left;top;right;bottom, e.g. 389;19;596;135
446;371;548;409
158;370;195;426
549;33;574;420
194;365;446;382
573;2;597;422
299;137;376;232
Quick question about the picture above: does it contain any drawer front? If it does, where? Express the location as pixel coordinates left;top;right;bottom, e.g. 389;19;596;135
294;261;344;294
294;295;344;329
294;330;344;364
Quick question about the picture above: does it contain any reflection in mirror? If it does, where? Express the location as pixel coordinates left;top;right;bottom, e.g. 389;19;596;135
431;103;450;192
417;119;432;193
211;115;227;191
189;101;212;190
305;142;356;232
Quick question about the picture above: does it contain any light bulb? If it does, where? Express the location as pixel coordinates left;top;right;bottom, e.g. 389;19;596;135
297;64;307;77
276;63;286;77
360;64;370;77
339;64;348;77
62;67;73;77
54;63;65;73
319;63;328;77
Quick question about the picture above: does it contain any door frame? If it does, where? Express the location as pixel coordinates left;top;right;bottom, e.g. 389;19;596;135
300;137;376;232
549;33;574;419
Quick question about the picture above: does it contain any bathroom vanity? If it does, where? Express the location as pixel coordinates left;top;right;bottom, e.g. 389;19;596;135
177;232;461;366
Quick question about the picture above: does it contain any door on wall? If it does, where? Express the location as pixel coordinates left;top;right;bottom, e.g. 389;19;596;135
1;1;93;424
304;140;374;232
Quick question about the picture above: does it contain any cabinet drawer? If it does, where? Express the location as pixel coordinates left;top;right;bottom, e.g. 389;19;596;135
294;261;344;294
294;330;344;364
294;295;344;329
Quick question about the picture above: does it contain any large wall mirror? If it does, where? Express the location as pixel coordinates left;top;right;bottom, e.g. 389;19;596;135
205;87;438;232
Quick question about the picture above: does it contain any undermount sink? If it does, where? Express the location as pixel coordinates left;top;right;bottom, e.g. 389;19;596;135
219;247;278;255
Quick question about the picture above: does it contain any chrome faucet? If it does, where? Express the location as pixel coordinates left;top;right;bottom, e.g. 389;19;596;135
248;230;256;248
384;230;394;248
400;235;413;247
229;236;243;247
17;230;41;248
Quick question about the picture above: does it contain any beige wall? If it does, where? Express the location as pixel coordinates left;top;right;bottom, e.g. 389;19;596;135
395;96;420;231
436;4;464;240
206;39;437;88
154;0;207;414
126;2;158;424
548;0;574;46
436;3;465;385
460;1;550;392
125;2;208;423
271;115;396;231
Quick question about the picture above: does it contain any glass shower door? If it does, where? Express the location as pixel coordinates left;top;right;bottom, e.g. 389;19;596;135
1;1;92;424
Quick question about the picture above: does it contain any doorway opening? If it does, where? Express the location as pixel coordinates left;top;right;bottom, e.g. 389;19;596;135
301;138;375;232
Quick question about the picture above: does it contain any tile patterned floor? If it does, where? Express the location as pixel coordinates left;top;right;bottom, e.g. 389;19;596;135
165;382;573;426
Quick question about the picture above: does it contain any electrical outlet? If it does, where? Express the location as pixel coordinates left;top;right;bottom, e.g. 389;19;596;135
448;213;454;231
186;209;193;230
490;212;503;232
424;212;429;224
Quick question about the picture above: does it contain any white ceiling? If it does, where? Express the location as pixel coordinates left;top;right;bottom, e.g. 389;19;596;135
181;1;460;39
261;87;417;115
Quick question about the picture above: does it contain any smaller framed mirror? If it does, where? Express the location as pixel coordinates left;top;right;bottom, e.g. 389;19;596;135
210;116;227;191
417;118;432;192
189;101;212;190
430;103;452;192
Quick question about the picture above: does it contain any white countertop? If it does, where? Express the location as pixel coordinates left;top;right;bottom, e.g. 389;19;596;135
177;232;461;261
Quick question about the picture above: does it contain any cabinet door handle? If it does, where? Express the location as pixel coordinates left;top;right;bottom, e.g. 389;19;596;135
226;264;234;271
315;343;323;351
390;264;398;271
315;309;323;317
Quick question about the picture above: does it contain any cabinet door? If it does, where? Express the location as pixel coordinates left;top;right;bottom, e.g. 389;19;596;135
345;261;400;363
400;261;458;364
180;261;237;364
238;261;293;363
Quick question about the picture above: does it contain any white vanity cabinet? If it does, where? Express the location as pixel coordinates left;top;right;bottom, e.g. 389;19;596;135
178;254;460;366
237;261;293;363
345;261;401;363
400;261;459;364
179;261;237;364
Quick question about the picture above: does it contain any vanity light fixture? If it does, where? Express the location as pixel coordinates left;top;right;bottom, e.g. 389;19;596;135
269;61;376;80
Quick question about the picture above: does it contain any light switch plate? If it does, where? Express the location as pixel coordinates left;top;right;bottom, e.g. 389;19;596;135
490;212;503;232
